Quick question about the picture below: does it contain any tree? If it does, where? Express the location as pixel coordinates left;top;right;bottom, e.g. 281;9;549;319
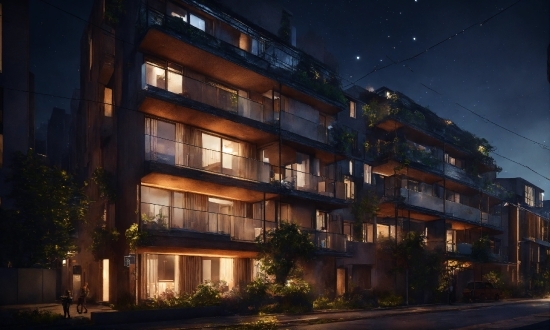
385;232;444;303
0;150;88;267
350;190;379;241
255;222;315;284
471;236;492;282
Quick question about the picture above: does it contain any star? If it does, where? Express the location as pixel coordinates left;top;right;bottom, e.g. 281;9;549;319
356;56;360;60
413;37;416;41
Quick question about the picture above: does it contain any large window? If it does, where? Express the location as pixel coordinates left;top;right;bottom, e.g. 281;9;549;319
349;101;356;118
104;87;113;117
525;185;534;206
364;164;372;184
166;2;206;32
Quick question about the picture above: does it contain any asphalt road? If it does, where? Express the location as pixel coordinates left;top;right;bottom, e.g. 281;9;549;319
290;300;550;330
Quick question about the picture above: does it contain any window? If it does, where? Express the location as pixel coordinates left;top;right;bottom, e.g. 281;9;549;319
349;101;356;118
446;190;460;203
167;2;188;21
407;179;419;192
167;63;183;95
364;164;372;184
104;87;113;117
446;230;456;252
344;176;355;200
445;153;463;169
349;160;353;175
190;13;206;31
525;185;534;206
144;58;166;89
537;192;543;207
377;224;395;239
316;210;328;231
88;31;93;72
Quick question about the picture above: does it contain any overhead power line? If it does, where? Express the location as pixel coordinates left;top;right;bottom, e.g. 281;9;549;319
420;83;550;151
346;0;524;86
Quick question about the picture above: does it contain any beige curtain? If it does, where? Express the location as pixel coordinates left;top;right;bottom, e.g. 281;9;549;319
179;256;202;294
175;123;185;166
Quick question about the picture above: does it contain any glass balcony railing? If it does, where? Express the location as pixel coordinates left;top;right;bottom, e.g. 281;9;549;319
280;111;328;143
141;202;276;241
145;135;347;199
301;228;347;253
395;188;501;228
145;134;272;183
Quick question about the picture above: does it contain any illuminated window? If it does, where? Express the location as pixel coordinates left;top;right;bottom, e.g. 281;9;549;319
525;185;534;207
364;164;372;184
344;176;355;200
190;13;205;31
102;259;109;301
349;101;356;118
349;160;353;175
377;224;395;239
104;87;113;117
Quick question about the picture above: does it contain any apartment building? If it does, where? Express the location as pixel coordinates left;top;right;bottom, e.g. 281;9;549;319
340;86;516;299
75;0;353;303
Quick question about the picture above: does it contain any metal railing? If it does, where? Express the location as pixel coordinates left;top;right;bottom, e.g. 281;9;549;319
301;228;347;252
279;111;328;143
141;202;276;241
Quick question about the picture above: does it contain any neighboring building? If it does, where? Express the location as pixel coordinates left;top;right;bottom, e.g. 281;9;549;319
0;0;34;208
75;0;350;303
340;86;514;300
495;178;549;290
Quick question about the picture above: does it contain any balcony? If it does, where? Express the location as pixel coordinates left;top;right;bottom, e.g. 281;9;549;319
302;229;347;253
141;202;276;242
280;110;328;144
145;135;346;200
145;135;272;183
445;200;480;223
143;70;274;124
138;2;346;106
400;188;444;213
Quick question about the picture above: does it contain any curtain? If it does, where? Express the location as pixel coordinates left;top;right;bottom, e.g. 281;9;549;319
145;118;158;161
220;258;234;289
146;254;159;298
233;258;251;289
179;256;202;294
175;123;185;166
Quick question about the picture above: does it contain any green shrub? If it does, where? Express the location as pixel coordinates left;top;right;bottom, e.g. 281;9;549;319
377;293;403;307
312;295;332;309
190;281;222;307
226;316;278;330
13;309;64;325
274;279;313;313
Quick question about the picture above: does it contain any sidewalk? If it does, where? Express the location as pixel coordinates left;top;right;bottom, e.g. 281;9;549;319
0;298;542;329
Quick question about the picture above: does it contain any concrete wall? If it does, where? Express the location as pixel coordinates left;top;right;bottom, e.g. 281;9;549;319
0;268;57;305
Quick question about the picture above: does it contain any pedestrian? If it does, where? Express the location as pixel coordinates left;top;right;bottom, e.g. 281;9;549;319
76;283;90;314
61;290;73;319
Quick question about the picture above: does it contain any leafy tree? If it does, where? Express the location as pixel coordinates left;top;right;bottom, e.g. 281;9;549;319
385;232;444;302
0;150;88;267
255;222;315;284
125;223;149;252
350;190;379;241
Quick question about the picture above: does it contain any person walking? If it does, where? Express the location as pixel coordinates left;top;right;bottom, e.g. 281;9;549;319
61;290;73;319
76;283;90;314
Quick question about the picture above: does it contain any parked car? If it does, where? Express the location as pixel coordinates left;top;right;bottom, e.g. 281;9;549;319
462;281;501;301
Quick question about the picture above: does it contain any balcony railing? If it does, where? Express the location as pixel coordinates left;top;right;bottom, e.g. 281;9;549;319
141;202;276;241
280;111;328;143
146;135;347;199
145;135;272;183
301;228;347;253
395;188;501;228
138;2;346;105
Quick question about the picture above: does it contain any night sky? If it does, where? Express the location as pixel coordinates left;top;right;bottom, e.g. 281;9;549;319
30;0;550;195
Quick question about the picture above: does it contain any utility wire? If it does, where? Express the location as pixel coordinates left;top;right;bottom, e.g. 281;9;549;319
346;0;524;87
492;152;550;181
419;83;550;151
